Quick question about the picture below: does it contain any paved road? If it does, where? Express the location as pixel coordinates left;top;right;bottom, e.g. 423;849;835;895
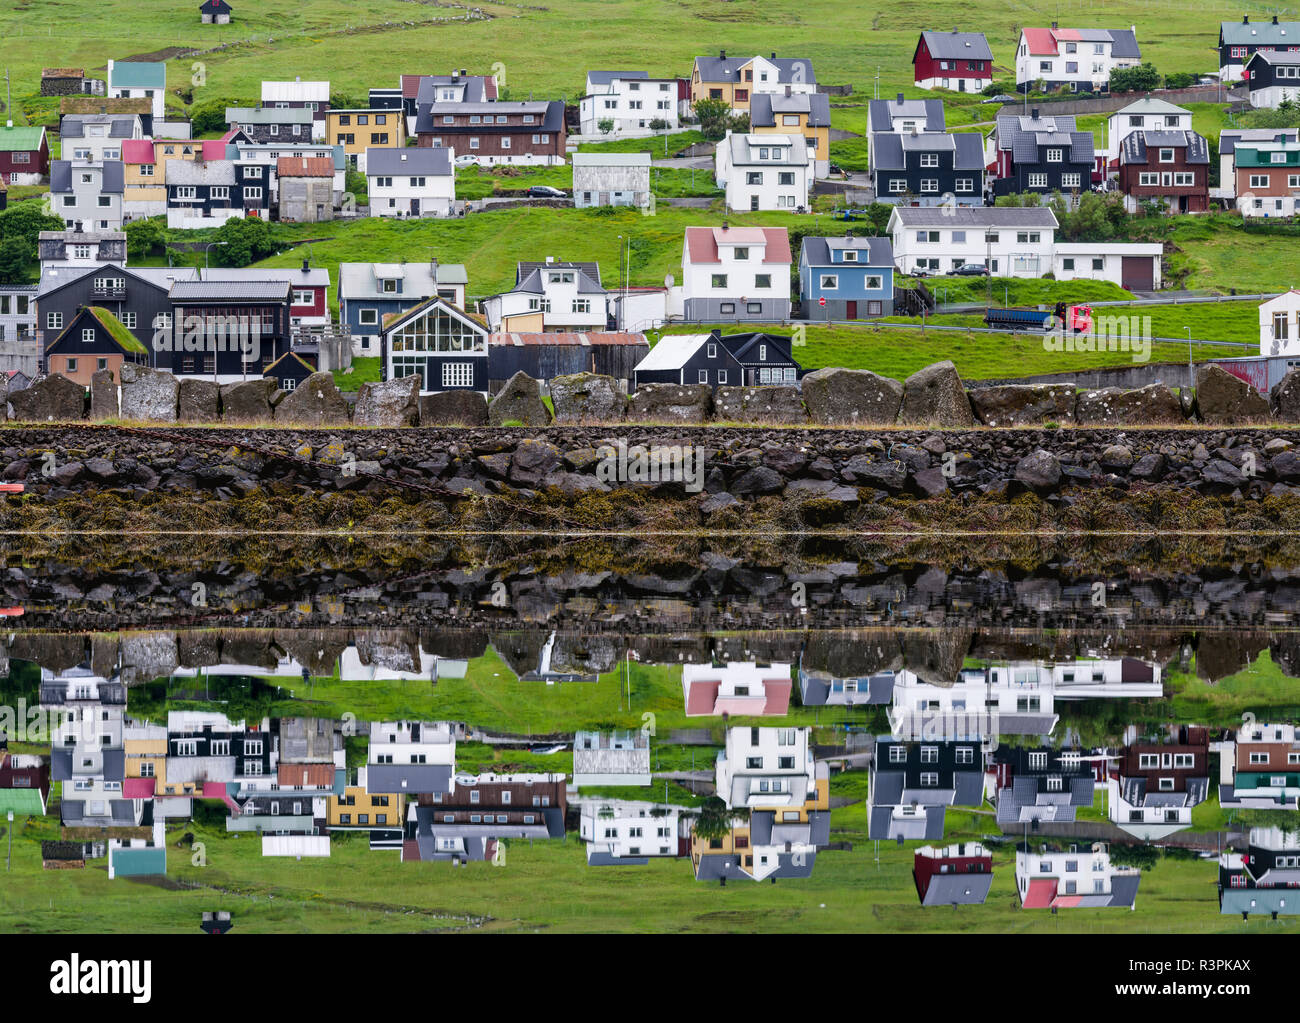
651;156;712;169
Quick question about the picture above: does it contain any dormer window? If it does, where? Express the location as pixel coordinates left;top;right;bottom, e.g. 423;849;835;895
1046;148;1063;163
733;247;748;260
840;249;857;262
381;279;397;293
1159;148;1175;163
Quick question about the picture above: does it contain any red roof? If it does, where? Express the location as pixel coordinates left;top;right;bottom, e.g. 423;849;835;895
487;331;647;347
201;138;230;161
277;156;334;177
683;225;792;265
123;777;156;798
401;75;422;100
1022;877;1058;908
1022;27;1059;55
685;680;720;716
121;139;155;164
277;762;335;788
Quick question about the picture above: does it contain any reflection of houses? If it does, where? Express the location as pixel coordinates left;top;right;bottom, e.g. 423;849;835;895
914;843;993;906
366;720;457;796
579;800;687;864
518;631;599;683
716;726;816;809
866;736;984;841
992;746;1103;825
0;752;50;816
1015;843;1140;909
1107;725;1210;839
798;660;895;707
1219;827;1300;918
405;772;567;863
572;730;650;787
1218;722;1300;809
683;660;792;717
40;666;135;828
327;766;405;850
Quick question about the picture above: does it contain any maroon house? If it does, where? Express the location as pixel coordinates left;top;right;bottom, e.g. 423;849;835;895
914;842;994;905
414;100;566;165
1117;129;1210;214
0;123;50;184
912;31;994;92
0;751;51;815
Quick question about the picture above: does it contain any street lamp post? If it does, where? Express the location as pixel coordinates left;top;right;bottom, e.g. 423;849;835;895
1186;326;1194;392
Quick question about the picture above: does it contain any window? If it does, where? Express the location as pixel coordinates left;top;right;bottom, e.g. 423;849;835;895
698;369;708;384
358;309;379;326
441;362;474;388
820;274;838;290
1173;172;1195;186
920;772;939;786
889;178;906;193
920;745;939;764
920;152;938;168
1062;257;1075;271
920;179;938;193
754;274;771;289
1027;173;1048;189
1046;148;1063;163
1251;174;1269;189
1061;173;1081;188
243;186;263;201
81;327;96;344
955;177;973;192
1016;231;1041;243
711;274;728;288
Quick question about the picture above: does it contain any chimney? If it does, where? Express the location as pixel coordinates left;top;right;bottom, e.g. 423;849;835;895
785;85;791;96
1031;106;1040;118
1051;21;1058;30
1244;14;1249;23
719;49;726;59
721;220;729;230
301;258;309;273
897;92;904;103
771;51;776;59
1274;15;1280;24
4;120;11;129
546;255;554;263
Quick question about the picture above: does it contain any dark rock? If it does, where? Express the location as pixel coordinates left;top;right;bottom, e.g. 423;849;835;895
713;385;807;423
801;367;902;425
1271;369;1300;422
89;369;119;420
729;466;784;495
354;376;420;427
509;439;563;486
119;363;179;422
275;372;351;426
1076;384;1185;425
9;374;85;422
550;372;626;423
1129;452;1166;481
219;378;279;423
898;360;976;427
841;454;906;491
700;491;740;514
969;383;1076;427
762;446;810;475
1196;364;1269;424
489;371;551;427
910;466;949;498
1014;449;1062;490
626;382;712;423
419;389;488;426
1271;450;1300;482
177;378;220;423
1201;458;1247;489
1100;444;1134;470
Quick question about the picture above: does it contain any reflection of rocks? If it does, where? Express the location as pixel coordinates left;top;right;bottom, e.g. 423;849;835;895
354;629;421;673
177;632;221;669
1197;631;1271;684
1270;634;1300;678
120;632;179;684
711;634;802;665
216;631;282;670
901;629;973;687
489;631;549;678
419;630;488;661
277;631;349;676
802;630;903;677
9;634;87;672
551;633;621;675
626;635;712;665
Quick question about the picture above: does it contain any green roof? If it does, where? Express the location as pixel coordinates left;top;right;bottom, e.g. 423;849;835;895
0;789;46;815
0;124;45;152
88;306;149;355
1236;147;1300;168
109;61;166;89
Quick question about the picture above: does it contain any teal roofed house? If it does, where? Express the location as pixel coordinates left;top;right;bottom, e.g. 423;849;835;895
106;59;166;124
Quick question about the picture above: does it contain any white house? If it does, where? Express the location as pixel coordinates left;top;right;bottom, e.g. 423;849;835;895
106;59;166;124
1260;290;1300;356
1052;242;1163;290
572;731;651;787
715;726;816;809
365;146;455;218
681;224;792;321
580;71;679;135
60;114;143;165
1015;843;1140;908
1104;98;1191;166
887;206;1057;277
579;799;683;864
715;131;810;212
261;79;330;141
49;160;124;231
1014;26;1141;93
479;259;610;332
572;152;651;208
683;661;793;716
227;140;344;202
365;720;457;795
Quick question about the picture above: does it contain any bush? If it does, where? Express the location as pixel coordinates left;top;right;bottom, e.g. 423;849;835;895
125;217;166;259
598;118;614;135
1108;843;1159;871
1110;63;1161;94
1164;72;1196;89
190;96;247;135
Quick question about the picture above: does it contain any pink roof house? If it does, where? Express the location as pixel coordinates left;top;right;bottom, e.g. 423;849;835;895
683;661;793;717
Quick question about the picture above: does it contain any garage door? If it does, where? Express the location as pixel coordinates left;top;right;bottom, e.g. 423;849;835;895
1121;256;1153;292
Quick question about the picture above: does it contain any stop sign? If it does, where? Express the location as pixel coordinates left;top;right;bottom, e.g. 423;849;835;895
818;297;826;307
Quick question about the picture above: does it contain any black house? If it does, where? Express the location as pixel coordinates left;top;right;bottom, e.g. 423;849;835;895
632;329;802;391
263;350;318;392
42;305;149;383
36;264;173;361
379;295;490;394
871;130;985;205
165;278;292;381
992;110;1096;197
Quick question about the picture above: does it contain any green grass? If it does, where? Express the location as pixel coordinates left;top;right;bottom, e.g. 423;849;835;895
1167;650;1300;726
578;131;709;156
332;355;380;392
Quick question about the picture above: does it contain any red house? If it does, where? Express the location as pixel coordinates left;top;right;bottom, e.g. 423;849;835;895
0;123;50;184
914;842;994;905
1117;129;1210;214
913;31;994;93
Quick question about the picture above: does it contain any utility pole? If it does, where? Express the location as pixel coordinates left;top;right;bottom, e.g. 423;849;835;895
4;68;11;120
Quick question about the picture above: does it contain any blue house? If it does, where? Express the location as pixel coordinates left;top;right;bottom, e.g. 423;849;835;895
337;260;468;358
797;235;894;320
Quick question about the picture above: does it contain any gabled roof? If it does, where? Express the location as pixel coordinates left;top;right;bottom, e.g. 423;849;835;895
201;0;233;12
683;225;792;265
1021;26;1139;58
1220;18;1300;46
1110;97;1191;117
261;80;329;103
226;106;315;125
415;99;562;134
693;54;816;85
1246;48;1300;68
121;139;156;164
920;871;994;906
108;61;166;89
263;351;318;378
48;306;147;355
1120;129;1209;166
365;146;451;177
800;235;893;267
166;160;235;185
867;96;946;134
0;124;46;153
871;130;984;171
916;30;994;62
412;74;497;107
378;294;487;338
633;334;714;372
722;131;808;167
587;70;649;87
277;156;334;177
516;260;602;288
749;91;831;128
890;205;1058;229
571;152;651;168
338;260;467;300
59;114;138;139
1220;128;1299;154
50;160;125;194
169;279;292;302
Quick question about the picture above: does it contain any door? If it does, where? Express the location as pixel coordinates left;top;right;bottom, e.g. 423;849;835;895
410;198;420;215
1120;255;1153;291
750;195;759;211
958;79;966;92
846;301;858;319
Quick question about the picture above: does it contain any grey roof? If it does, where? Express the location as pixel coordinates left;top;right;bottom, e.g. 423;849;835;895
61;799;138;827
169;279;291;302
365;146;452;177
1220;888;1300;915
919;30;994;61
226;106;315;125
870;130;984;171
364;763;453;795
416;99;564;135
1108;29;1141;58
867;97;946;134
587;70;649;87
587;850;650;866
694;55;816;86
891;205;1058;228
1255;867;1300;885
1220;19;1300;46
1108;872;1141;908
723;131;808;167
694;849;817;881
1112;97;1191;117
800;235;893;267
1121;129;1209;166
921;871;994;906
749;808;831;847
50;747;126;783
1248;49;1300;67
749;91;831;128
60;115;137;138
1220;128;1299;154
166;160;236;185
869;801;947;841
414;75;493;108
49;160;124;194
996;112;1079;152
338;260;467;300
515;260;603;291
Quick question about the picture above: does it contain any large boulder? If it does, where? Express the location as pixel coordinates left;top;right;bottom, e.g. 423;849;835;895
89;369;119;420
220;378;279;423
801;367;902;425
626;382;712;423
119;363;179;422
8;373;85;422
488;371;551;426
1075;383;1185;426
354;375;420;427
419;390;488;426
1195;364;1269;424
1014;449;1062;491
1271;369;1300;422
969;383;1076;427
509;438;563;486
550;372;627;423
274;372;351;426
898;360;976;427
177;377;220;423
713;385;808;423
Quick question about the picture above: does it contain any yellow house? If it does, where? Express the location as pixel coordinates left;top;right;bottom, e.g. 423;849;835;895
124;727;168;795
325;109;403;171
748;91;831;177
690;52;817;116
327;782;403;829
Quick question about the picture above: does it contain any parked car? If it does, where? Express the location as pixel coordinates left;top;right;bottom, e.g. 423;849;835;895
981;94;1016;103
454;154;480;168
953;263;990;276
527;185;567;198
